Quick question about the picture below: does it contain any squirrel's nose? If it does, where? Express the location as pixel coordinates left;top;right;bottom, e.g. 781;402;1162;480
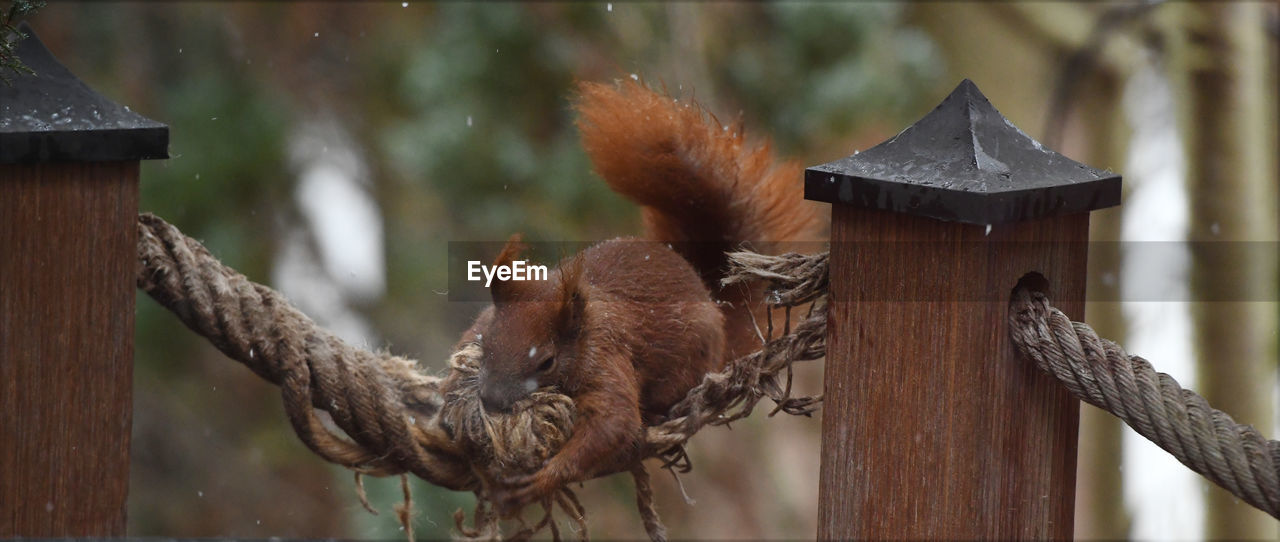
479;384;511;413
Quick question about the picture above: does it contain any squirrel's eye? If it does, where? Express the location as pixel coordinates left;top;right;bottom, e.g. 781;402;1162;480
536;356;555;373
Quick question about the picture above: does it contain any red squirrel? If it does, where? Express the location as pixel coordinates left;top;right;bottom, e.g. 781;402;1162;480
458;79;824;512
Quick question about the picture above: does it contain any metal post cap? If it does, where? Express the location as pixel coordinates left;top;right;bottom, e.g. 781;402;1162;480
805;79;1120;225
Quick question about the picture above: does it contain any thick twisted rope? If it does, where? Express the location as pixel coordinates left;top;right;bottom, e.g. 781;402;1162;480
1009;287;1280;519
137;214;476;489
136;213;826;540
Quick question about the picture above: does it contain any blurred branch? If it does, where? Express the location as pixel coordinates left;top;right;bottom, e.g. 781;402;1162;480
0;0;43;85
1041;1;1162;148
995;3;1143;69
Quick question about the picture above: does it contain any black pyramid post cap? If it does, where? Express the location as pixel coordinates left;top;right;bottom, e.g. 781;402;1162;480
0;23;168;164
804;79;1120;225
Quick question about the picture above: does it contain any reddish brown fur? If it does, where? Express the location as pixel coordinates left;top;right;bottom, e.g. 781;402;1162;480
575;79;826;357
462;80;823;512
461;237;723;511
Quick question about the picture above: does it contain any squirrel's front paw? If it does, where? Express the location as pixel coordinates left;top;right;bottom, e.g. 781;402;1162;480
490;478;539;517
490;461;577;517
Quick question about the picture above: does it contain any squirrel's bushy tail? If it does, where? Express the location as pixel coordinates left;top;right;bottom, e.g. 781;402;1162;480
575;79;825;356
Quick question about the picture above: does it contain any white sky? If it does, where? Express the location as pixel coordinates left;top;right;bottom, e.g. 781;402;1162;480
1119;56;1205;540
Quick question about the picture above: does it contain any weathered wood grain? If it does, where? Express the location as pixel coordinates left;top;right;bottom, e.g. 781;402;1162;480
818;205;1085;539
0;162;137;536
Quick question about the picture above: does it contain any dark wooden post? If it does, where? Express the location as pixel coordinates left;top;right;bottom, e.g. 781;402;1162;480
805;80;1120;539
0;24;167;536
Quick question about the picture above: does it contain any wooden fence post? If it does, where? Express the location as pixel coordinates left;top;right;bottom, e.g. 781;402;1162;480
805;80;1119;539
0;24;167;536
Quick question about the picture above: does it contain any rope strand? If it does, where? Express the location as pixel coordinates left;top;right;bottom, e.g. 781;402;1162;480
1009;287;1280;518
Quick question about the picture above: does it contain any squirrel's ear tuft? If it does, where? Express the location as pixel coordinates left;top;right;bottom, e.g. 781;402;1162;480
490;233;526;304
555;255;586;336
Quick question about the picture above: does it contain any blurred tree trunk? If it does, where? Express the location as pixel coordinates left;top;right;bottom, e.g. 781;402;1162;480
1171;2;1279;539
1077;72;1131;540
